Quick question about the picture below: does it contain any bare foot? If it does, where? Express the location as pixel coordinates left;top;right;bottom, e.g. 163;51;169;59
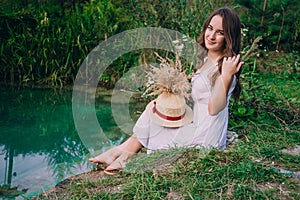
89;146;136;172
105;151;135;171
89;134;143;171
89;146;123;165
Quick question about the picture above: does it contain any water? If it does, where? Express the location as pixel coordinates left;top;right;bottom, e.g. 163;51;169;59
0;86;144;199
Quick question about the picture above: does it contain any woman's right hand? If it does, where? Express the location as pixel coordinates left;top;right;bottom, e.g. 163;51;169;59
221;54;243;78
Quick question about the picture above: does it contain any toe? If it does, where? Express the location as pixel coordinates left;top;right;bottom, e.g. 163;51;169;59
88;146;124;165
105;152;134;171
89;155;114;164
105;160;125;171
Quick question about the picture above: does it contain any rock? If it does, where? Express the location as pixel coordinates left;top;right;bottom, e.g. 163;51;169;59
281;145;300;156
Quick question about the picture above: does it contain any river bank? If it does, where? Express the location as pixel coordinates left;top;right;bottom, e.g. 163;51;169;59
31;141;300;199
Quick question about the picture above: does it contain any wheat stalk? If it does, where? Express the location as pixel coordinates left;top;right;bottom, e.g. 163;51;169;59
143;52;191;97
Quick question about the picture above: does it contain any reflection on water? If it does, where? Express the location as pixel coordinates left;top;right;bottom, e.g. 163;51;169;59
0;86;141;199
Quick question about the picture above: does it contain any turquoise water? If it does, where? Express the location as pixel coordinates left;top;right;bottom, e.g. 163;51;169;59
0;86;134;199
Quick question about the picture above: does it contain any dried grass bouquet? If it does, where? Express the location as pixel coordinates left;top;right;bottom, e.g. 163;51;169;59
144;52;191;97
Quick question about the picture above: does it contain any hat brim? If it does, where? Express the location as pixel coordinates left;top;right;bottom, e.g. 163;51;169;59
145;100;193;128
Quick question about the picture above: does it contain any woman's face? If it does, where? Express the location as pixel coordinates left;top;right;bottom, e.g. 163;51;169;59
204;15;225;53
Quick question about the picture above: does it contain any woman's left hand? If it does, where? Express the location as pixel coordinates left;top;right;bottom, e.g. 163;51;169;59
221;54;243;77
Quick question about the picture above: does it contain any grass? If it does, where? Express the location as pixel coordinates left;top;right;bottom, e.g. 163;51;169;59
33;146;299;199
31;52;300;199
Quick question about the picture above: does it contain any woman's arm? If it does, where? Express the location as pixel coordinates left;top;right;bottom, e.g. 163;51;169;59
208;55;243;115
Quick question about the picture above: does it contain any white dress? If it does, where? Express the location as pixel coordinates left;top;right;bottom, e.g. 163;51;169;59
133;63;236;153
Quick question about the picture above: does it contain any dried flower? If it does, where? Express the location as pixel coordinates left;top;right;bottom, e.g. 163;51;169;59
144;52;191;97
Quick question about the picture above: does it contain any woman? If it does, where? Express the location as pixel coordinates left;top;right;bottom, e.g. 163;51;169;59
89;7;243;172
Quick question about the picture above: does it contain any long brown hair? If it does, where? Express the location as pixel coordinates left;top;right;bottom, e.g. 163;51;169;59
198;7;242;100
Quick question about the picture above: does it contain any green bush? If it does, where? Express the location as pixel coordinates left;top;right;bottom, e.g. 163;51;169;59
0;0;134;86
0;0;299;86
236;0;300;51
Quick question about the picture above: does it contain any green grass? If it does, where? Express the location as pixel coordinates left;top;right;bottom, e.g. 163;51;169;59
36;146;299;199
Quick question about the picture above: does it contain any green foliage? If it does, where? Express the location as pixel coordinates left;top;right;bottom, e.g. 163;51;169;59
0;0;234;87
120;0;231;38
1;0;299;87
229;50;299;130
236;0;300;51
0;0;133;86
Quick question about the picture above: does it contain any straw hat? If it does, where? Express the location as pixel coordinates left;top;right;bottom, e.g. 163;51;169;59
146;92;193;128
